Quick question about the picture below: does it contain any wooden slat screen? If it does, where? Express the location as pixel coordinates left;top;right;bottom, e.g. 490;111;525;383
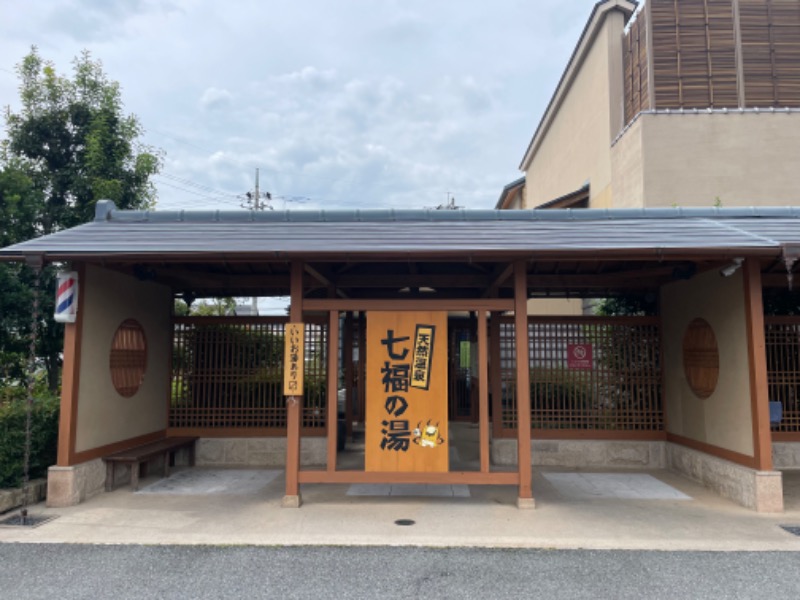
170;317;327;434
626;0;800;117
649;0;740;109
740;0;800;107
499;317;663;435
624;11;650;123
765;317;800;434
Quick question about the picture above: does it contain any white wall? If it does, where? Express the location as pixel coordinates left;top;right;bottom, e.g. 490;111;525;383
75;265;172;452
661;268;754;456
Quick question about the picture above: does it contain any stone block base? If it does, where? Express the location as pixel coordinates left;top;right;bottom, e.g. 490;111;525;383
666;443;783;513
0;479;47;514
773;442;800;469
491;439;666;469
516;497;536;509
196;437;327;468
281;494;302;508
47;459;106;508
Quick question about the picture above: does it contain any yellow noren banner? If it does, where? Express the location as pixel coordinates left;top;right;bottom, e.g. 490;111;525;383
366;311;448;472
283;322;304;396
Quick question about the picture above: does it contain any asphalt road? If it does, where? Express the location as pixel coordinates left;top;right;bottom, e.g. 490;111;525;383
1;544;799;599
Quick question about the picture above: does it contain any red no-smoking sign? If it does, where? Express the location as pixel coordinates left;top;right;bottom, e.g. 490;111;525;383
567;343;593;370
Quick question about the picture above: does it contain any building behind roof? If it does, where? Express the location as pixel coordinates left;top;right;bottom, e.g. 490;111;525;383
501;0;800;211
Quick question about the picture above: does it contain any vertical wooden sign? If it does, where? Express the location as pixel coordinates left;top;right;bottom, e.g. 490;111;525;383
365;311;448;472
284;323;304;396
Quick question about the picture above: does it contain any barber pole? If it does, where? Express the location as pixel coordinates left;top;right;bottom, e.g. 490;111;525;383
54;271;79;323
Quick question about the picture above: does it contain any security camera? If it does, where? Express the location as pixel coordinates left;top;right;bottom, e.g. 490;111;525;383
719;258;744;277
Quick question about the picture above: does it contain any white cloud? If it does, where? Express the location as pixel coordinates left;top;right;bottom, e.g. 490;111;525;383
0;0;597;212
199;87;233;110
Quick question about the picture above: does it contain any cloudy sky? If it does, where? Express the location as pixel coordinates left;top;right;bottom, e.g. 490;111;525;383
0;0;601;214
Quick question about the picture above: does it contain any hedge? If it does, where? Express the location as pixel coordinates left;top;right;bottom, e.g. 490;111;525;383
0;392;59;489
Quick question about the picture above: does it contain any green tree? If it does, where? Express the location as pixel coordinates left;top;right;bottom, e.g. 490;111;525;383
0;163;44;382
174;298;238;316
595;294;657;317
1;47;162;391
4;47;161;232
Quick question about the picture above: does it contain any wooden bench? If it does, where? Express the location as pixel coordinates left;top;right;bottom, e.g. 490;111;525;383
103;437;198;492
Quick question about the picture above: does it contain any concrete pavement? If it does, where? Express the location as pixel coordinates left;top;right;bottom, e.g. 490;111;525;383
1;466;799;550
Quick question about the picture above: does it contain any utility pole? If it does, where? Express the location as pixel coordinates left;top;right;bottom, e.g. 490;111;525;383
427;192;462;210
244;168;273;315
242;167;272;211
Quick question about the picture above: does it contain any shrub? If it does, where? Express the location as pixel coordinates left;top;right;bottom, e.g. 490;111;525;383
0;392;59;489
530;368;593;429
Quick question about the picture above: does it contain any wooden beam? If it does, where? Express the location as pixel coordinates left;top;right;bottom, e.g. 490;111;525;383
343;312;354;440
304;298;514;312
305;263;348;299
337;274;489;288
298;470;519;485
57;263;85;466
326;310;340;472
358;312;367;427
304;263;333;287
514;260;533;505
477;310;490;473
743;258;773;471
490;313;503;441
284;260;304;507
152;269;288;290
482;264;514;298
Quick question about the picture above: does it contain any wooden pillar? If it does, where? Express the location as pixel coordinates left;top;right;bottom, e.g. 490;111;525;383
743;258;773;471
470;312;479;423
326;310;340;472
57;263;85;466
477;310;490;473
490;312;503;441
358;311;367;426
514;260;534;507
283;260;304;507
343;312;354;439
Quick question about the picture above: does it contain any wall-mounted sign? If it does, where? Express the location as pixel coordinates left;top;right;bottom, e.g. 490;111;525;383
283;323;304;396
567;343;593;370
366;311;448;472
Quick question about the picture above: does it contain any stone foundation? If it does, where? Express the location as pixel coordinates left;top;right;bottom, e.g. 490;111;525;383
665;443;783;513
47;459;106;507
0;478;48;514
773;442;800;469
196;437;327;467
492;438;784;512
491;439;666;469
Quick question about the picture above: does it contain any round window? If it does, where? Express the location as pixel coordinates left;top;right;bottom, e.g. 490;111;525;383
109;319;147;397
682;318;719;399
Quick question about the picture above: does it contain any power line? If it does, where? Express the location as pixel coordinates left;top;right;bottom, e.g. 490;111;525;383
155;179;243;205
156;172;241;199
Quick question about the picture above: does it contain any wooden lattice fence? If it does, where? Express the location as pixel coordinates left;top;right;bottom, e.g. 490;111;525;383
169;317;327;436
765;317;800;436
498;316;663;437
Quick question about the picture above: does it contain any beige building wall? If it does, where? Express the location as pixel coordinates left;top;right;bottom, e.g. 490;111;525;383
661;268;754;457
527;298;585;316
612;112;800;208
609;116;645;207
75;265;172;452
523;11;626;209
